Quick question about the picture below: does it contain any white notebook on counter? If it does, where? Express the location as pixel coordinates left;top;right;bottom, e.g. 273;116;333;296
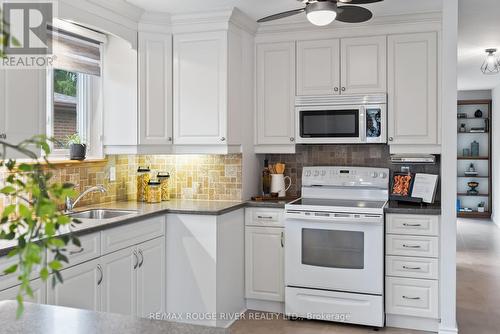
411;173;439;204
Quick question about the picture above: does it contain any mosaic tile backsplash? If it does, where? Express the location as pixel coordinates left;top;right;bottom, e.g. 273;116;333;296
0;154;243;210
265;145;441;199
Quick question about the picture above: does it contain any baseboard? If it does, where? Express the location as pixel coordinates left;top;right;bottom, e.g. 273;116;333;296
219;307;247;328
386;314;439;332
438;323;458;334
246;299;284;314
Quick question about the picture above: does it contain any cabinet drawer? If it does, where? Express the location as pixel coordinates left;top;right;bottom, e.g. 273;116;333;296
386;235;439;258
49;233;101;268
386;256;439;280
386;277;438;319
387;214;439;236
101;216;165;255
246;208;283;227
0;254;40;291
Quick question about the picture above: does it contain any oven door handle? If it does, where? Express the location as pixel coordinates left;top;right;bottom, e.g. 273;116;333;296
359;106;366;143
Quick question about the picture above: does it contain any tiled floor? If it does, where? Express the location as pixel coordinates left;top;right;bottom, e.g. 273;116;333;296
231;218;500;334
457;218;500;334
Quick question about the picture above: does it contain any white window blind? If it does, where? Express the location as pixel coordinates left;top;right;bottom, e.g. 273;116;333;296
49;27;102;76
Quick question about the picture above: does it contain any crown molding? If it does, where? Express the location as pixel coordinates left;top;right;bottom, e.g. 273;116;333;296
85;0;144;23
171;7;258;35
139;11;172;33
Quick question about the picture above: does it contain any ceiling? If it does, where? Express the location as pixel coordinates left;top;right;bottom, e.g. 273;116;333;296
126;0;441;21
458;0;500;91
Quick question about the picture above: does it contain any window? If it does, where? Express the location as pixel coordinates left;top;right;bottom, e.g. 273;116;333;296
46;22;104;156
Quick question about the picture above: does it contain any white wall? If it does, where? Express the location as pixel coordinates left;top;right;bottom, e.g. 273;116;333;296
492;85;500;225
458;90;492;100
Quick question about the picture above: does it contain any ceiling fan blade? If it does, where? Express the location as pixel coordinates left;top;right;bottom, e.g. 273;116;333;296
336;5;373;23
257;8;306;23
337;0;383;4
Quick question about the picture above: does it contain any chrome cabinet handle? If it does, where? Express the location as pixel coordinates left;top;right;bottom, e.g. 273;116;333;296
133;250;139;269
220;137;226;142
403;296;421;300
341;87;346;92
97;265;103;286
0;133;6;140
168;137;172;142
403;223;422;227
403;266;422;270
334;87;339;92
389;137;394;142
257;215;273;219
403;244;421;249
290;137;295;142
69;248;84;255
281;231;284;248
138;249;144;268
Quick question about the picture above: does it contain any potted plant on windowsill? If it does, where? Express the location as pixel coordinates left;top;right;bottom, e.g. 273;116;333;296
66;134;86;161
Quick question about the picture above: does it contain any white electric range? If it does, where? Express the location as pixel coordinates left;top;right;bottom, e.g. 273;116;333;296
284;166;389;328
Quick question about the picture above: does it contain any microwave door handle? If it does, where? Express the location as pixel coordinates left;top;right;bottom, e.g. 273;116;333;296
359;107;366;143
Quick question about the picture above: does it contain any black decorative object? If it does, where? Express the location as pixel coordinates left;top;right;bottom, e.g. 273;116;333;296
475;109;483;118
69;144;86;161
467;182;479;196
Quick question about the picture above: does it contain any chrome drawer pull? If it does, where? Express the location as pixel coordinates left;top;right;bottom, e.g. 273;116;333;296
403;265;422;270
97;265;103;286
402;244;421;249
69;248;85;255
402;296;421;300
257;215;273;219
403;223;422;227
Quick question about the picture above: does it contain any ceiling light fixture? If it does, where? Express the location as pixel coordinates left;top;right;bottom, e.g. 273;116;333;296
306;2;338;26
481;48;500;75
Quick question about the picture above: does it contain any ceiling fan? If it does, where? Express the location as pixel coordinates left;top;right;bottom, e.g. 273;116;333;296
257;0;383;26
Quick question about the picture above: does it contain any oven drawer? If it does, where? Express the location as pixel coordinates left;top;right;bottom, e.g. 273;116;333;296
285;286;384;327
246;208;284;227
386;235;439;258
386;256;439;280
386;214;439;236
386;277;438;319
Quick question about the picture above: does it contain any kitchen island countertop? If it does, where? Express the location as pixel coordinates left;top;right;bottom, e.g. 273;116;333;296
384;200;442;215
0;301;228;334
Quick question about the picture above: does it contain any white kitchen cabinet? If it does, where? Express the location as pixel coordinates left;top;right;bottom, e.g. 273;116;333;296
173;31;227;146
0;278;46;304
387;32;439;149
255;42;296;153
136;237;166;317
0;69;45;158
48;258;101;311
296;39;340;96
245;226;284;302
100;247;136;316
340;36;387;95
138;32;173;147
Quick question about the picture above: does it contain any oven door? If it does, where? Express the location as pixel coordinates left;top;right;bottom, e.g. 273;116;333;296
296;105;364;144
285;213;383;295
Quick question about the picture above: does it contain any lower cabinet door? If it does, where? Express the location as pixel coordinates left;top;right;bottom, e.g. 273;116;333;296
100;247;136;316
245;226;284;301
47;259;101;311
136;237;166;318
0;278;46;304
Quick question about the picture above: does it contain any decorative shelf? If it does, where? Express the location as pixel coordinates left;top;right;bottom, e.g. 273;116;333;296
457;156;489;160
458;211;491;219
457;193;489;197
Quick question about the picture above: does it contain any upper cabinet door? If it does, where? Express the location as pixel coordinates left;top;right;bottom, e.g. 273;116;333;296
387;32;438;145
340;36;387;95
138;32;173;146
256;42;296;146
297;39;340;96
173;31;227;145
0;69;45;158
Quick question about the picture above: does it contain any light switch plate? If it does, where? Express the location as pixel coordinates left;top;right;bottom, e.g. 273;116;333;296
109;167;116;182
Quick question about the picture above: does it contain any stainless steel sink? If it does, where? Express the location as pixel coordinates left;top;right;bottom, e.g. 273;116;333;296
68;209;138;220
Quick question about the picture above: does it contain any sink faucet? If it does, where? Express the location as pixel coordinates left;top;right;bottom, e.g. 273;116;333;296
65;185;107;212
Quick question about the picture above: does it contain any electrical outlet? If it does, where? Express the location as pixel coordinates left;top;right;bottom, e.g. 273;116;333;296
109;167;116;182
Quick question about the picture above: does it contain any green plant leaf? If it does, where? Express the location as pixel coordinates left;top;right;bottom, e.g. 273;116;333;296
0;186;16;194
40;267;49;281
48;238;65;248
49;260;62;271
4;264;17;275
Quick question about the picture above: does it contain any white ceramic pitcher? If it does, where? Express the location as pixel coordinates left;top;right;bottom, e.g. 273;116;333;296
270;174;291;197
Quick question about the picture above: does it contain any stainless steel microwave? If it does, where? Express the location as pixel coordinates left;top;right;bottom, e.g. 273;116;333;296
295;94;387;144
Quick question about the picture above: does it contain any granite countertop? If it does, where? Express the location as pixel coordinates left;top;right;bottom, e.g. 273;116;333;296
0;301;228;334
384;200;442;215
245;198;296;209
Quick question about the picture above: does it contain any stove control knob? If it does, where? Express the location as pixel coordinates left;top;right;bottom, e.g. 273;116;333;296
371;172;378;178
321;170;326;176
314;171;320;177
379;172;388;179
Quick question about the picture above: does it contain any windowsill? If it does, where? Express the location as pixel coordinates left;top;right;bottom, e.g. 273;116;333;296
13;157;107;166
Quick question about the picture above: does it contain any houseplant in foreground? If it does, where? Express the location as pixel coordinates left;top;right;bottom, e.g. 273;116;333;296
0;136;80;317
66;133;87;161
